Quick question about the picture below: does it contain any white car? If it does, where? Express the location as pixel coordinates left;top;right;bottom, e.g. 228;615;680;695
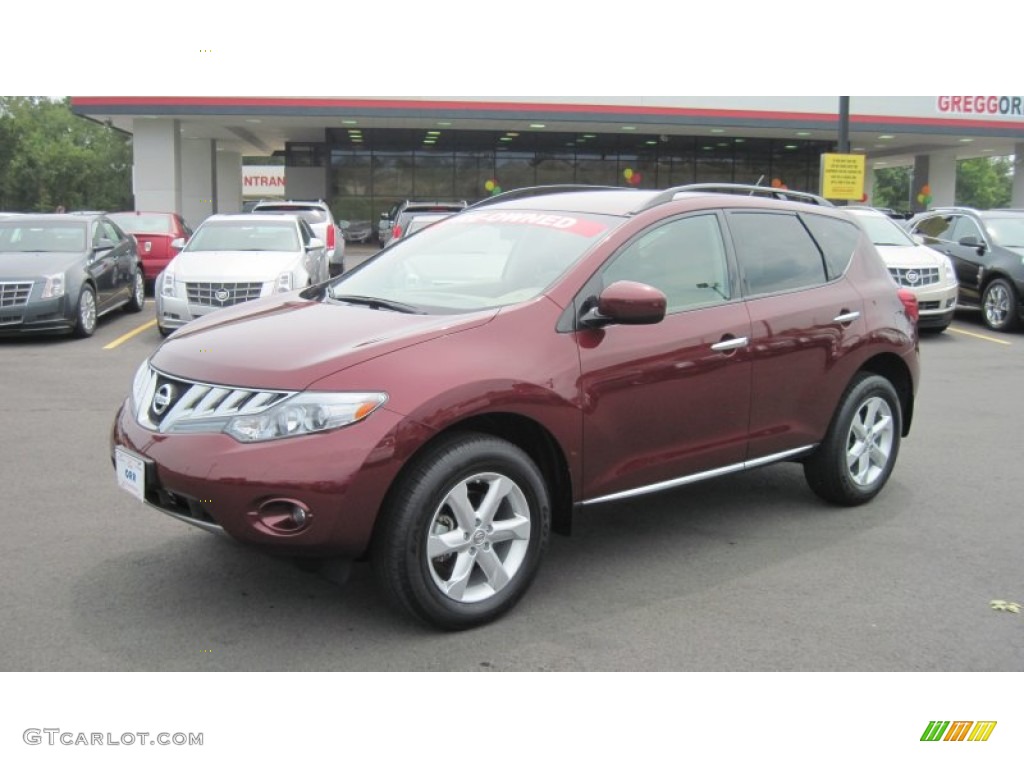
156;214;327;336
846;207;958;332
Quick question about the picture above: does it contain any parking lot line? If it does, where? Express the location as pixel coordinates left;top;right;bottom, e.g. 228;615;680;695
104;319;157;350
947;326;1012;345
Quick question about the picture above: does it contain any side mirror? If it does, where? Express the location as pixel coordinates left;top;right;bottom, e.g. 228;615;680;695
581;280;667;328
958;235;986;252
306;237;325;251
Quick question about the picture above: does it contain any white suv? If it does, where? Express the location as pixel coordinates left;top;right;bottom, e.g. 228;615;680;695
252;200;344;275
846;206;958;332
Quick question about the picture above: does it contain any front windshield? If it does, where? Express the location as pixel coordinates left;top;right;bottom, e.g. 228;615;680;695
985;216;1024;247
109;213;172;234
0;222;87;253
186;221;299;252
329;209;618;313
853;214;916;247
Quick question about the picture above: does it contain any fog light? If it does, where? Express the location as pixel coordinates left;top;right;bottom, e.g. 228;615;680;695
254;499;312;534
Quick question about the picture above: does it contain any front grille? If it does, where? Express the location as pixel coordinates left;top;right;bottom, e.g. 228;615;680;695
0;281;32;307
185;281;263;307
0;314;22;325
888;267;940;287
134;365;295;433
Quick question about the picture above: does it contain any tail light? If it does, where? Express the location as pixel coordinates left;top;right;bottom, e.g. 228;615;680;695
897;288;919;323
392;225;402;240
327;225;336;250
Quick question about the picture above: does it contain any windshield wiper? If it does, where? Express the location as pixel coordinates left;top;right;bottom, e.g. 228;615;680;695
330;294;425;314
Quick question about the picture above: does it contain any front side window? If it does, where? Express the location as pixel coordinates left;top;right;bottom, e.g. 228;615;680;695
601;214;731;312
728;211;827;295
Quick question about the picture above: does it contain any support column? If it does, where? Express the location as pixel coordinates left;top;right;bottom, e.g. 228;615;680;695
131;119;181;213
1013;143;1024;208
912;154;956;209
216;150;242;214
181;139;215;227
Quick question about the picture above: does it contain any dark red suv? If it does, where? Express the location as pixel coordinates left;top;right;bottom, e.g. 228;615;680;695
112;184;920;630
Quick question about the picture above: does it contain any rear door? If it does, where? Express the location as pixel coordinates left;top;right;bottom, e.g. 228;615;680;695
726;209;865;460
577;212;753;502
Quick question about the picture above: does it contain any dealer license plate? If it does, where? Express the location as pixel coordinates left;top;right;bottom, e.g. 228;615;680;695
115;447;146;501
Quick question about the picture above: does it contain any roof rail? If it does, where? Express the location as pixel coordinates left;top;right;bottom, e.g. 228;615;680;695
466;184;623;210
634;183;834;213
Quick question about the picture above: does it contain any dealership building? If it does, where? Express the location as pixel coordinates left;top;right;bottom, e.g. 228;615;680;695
71;96;1024;228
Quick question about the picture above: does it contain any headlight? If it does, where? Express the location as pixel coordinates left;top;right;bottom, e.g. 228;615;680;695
275;272;293;293
941;256;956;283
41;272;65;299
225;392;387;442
131;359;151;410
161;270;175;298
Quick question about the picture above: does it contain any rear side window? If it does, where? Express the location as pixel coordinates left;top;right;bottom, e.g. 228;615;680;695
801;213;860;279
727;212;827;295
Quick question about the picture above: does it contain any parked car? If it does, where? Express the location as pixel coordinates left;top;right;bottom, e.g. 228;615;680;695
845;207;958;332
339;219;374;244
905;207;1024;332
112;184;919;630
251;200;344;276
389;212;453;243
155;213;327;336
108;211;192;290
378;200;468;247
0;213;144;337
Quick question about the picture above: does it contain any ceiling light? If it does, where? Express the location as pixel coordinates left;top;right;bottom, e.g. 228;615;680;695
529;123;546;129
878;134;894;140
437;121;452;126
621;126;636;131
959;138;974;143
342;120;358;125
710;128;725;134
784;144;798;150
796;131;810;137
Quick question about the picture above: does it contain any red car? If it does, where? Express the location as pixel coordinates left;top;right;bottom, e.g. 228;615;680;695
112;185;920;630
108;211;191;287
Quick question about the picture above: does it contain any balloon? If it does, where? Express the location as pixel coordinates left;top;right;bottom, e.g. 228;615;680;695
484;180;495;192
632;172;642;185
917;194;925;204
623;168;633;180
492;186;502;195
924;194;933;206
771;178;782;188
922;185;931;195
861;193;868;202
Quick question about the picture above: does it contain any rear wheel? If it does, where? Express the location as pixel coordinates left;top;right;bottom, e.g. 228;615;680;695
982;278;1020;332
125;268;145;313
372;433;550;630
804;373;902;506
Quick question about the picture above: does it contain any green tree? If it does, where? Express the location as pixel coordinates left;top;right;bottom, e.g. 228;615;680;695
0;97;132;212
956;156;1012;208
871;166;914;211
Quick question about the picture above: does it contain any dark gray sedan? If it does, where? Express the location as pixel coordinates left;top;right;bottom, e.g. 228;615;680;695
0;213;145;338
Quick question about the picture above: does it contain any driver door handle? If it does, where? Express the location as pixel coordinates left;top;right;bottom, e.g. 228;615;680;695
711;336;749;352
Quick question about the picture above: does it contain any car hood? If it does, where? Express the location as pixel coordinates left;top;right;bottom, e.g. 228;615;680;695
168;250;300;282
873;243;946;268
1003;246;1024;259
150;292;498;390
0;251;86;278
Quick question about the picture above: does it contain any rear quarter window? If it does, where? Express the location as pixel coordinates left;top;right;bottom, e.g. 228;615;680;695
801;213;860;279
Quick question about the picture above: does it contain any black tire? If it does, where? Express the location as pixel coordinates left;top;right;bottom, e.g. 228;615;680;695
372;432;550;630
981;278;1020;332
803;373;902;506
157;325;173;338
72;284;97;338
125;268;145;313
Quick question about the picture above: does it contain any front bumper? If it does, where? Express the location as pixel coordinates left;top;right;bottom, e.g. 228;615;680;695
111;399;413;558
907;281;958;328
0;295;75;335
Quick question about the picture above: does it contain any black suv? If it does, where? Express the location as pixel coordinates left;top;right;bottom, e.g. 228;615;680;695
906;207;1024;332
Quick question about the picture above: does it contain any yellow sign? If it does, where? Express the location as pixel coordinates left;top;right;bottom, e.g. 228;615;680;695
820;153;866;200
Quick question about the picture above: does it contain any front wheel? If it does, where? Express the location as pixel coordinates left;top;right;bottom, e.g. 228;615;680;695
372;433;550;630
804;373;902;506
982;278;1020;332
72;285;97;338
